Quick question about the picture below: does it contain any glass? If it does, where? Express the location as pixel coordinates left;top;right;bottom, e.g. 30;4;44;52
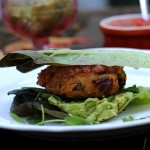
1;0;78;50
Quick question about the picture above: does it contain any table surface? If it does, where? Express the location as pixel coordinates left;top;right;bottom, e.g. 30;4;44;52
0;6;150;149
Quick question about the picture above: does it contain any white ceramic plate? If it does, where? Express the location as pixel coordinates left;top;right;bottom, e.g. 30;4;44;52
0;48;150;140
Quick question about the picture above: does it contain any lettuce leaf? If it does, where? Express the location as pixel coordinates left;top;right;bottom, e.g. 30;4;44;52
9;85;150;123
130;86;150;105
1;48;150;72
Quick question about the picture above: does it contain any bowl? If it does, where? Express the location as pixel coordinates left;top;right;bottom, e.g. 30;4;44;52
99;13;150;49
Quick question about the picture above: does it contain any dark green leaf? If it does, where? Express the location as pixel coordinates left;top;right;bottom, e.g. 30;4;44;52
36;92;61;101
8;87;48;95
37;119;65;125
121;85;139;93
26;114;62;125
10;101;40;117
0;52;42;72
9;88;43;116
107;96;114;102
26;115;42;125
36;105;67;119
10;112;25;124
139;116;150;120
9;87;68;119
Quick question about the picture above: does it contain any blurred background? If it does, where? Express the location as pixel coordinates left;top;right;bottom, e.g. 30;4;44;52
0;0;148;52
77;0;140;10
0;0;148;19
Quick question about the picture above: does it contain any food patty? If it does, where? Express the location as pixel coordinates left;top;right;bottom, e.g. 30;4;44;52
37;65;126;99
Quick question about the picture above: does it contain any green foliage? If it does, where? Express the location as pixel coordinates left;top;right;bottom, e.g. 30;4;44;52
10;112;25;124
1;49;150;72
64;115;95;125
9;85;150;126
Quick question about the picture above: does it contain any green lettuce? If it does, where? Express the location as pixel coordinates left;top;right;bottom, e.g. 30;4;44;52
9;86;150;124
130;86;150;105
1;48;150;72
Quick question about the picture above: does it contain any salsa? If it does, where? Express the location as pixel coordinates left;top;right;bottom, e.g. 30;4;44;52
108;18;150;27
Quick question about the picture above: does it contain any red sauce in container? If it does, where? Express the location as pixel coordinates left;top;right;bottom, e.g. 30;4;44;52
108;18;150;27
99;14;150;49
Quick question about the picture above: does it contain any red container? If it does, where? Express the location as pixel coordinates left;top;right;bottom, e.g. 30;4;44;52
99;14;150;50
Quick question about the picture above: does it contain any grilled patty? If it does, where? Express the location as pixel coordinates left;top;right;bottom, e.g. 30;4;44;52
37;65;126;99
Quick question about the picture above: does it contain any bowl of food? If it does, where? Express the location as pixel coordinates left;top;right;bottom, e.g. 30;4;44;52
99;13;150;49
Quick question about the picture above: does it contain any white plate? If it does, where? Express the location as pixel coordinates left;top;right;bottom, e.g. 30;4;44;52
0;48;150;140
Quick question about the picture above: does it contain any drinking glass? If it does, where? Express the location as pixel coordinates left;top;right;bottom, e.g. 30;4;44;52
1;0;78;50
